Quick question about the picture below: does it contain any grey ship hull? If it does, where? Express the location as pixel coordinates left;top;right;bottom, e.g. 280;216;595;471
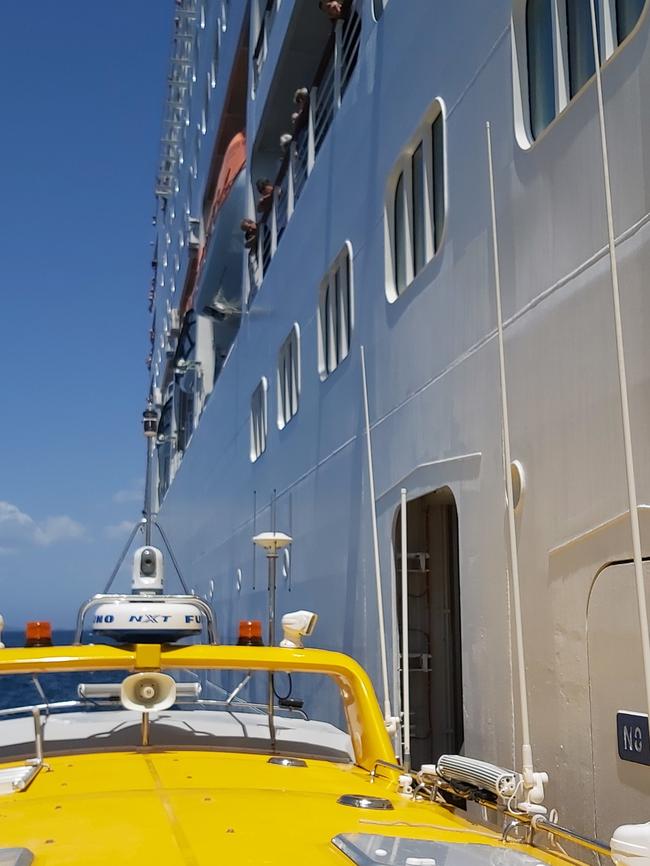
147;0;650;841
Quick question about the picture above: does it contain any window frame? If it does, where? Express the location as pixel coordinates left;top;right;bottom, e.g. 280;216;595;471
372;0;386;21
250;377;268;462
385;99;447;302
514;0;647;147
277;325;301;429
318;243;354;380
616;0;647;40
201;74;210;135
211;26;220;88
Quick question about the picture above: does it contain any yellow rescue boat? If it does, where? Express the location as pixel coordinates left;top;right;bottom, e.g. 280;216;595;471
0;640;614;866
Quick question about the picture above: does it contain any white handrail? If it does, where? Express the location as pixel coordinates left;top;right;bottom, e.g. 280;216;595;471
400;487;411;768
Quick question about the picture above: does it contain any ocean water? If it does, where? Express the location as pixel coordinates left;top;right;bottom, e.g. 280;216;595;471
0;630;118;710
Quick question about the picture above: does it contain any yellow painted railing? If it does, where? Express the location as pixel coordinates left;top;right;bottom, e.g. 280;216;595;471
0;645;395;771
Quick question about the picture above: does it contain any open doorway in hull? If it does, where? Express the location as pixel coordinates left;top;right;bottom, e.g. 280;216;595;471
394;487;463;769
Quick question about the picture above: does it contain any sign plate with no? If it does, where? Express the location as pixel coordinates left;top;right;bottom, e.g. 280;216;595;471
617;711;650;766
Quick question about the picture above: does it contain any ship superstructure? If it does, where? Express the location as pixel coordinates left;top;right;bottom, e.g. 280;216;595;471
146;0;650;842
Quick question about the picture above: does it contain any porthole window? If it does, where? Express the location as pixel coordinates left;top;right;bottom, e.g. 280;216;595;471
250;378;268;462
277;325;300;429
386;101;446;300
318;244;354;378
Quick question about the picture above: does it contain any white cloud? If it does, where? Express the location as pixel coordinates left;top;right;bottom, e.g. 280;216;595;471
104;520;136;540
0;501;85;548
112;478;144;505
34;516;86;546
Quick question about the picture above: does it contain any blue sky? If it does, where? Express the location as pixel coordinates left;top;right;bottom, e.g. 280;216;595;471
0;3;172;626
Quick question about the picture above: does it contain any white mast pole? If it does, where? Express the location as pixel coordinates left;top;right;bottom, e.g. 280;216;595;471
400;487;411;769
360;345;396;733
588;0;650;721
486;122;546;807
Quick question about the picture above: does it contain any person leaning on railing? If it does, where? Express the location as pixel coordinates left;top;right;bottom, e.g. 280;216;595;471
256;178;275;215
240;218;258;251
291;87;310;137
318;0;347;21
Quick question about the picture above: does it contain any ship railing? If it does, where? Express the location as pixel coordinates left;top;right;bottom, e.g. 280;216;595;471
260;219;273;275
253;1;362;286
275;153;291;241
313;57;336;153
340;6;361;95
292;126;309;199
253;0;281;89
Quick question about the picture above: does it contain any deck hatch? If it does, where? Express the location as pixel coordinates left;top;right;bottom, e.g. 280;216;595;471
337;795;393;810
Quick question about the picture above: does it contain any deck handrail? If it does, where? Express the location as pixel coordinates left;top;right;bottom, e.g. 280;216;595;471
253;0;362;287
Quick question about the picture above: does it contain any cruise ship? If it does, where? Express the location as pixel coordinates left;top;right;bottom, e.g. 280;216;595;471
145;0;650;844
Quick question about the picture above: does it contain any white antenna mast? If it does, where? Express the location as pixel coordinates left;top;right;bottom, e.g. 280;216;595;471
588;0;650;724
360;345;398;735
486;121;547;811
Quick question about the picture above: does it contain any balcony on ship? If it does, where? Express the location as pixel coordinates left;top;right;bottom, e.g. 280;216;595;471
248;0;362;293
252;0;283;90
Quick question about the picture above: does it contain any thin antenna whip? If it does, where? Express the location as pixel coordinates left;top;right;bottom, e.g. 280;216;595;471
588;0;650;720
360;345;397;734
486;122;546;808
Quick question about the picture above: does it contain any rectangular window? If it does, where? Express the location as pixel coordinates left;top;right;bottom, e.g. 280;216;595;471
250;379;268;461
321;282;332;374
339;255;351;361
327;275;337;373
394;172;408;295
566;0;601;98
616;0;645;42
319;245;353;378
277;327;300;428
176;387;194;453
526;0;556;138
211;29;220;87
388;103;446;299
412;143;426;275
432;114;445;252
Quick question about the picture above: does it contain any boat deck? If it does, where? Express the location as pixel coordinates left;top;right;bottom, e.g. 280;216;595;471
0;749;561;866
